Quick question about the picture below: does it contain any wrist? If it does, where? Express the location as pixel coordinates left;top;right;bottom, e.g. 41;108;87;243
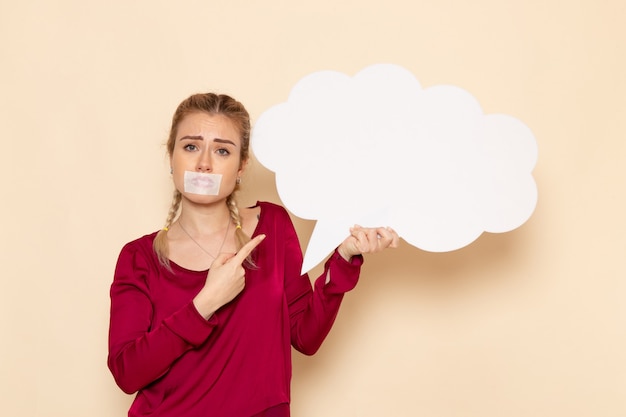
337;245;354;262
192;293;218;320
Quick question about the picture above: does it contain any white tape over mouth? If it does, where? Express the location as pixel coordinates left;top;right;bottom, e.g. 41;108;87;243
184;171;222;195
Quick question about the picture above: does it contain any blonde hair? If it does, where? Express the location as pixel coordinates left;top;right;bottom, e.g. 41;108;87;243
153;93;253;268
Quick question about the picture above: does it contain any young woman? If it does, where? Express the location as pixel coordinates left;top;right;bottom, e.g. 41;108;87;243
108;93;398;416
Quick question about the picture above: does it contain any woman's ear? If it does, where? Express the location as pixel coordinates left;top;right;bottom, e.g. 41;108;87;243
238;158;249;178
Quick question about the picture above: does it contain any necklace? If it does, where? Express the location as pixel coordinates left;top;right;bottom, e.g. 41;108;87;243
178;219;231;259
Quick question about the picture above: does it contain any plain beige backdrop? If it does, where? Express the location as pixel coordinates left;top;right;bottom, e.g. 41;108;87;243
1;1;625;416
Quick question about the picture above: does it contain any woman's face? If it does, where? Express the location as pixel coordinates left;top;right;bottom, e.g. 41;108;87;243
170;112;246;204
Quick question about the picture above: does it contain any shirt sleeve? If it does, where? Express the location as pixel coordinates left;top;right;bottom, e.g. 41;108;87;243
281;214;363;356
107;242;218;394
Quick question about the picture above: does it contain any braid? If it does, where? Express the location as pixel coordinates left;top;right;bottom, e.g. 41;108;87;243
165;190;182;228
153;190;182;268
226;193;248;250
226;193;257;268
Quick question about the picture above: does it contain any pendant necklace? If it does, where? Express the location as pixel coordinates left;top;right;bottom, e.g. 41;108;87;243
178;219;231;259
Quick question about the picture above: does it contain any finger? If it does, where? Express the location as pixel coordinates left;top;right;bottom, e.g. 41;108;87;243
352;227;399;253
375;227;398;248
349;224;362;235
350;225;369;238
360;228;379;253
350;227;368;250
387;227;400;248
231;234;266;265
350;226;379;251
366;228;380;242
355;228;372;252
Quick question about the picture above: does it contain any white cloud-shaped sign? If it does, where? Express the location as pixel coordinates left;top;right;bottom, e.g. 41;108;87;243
252;64;538;273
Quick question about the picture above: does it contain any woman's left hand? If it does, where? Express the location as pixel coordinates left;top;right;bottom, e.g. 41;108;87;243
337;225;400;261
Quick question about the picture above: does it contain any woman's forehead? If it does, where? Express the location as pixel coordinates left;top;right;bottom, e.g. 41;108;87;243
177;112;241;141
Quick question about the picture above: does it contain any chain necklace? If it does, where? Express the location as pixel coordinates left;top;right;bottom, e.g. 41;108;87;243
178;219;231;259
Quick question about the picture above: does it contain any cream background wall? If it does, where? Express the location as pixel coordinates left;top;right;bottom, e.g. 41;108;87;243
1;1;624;416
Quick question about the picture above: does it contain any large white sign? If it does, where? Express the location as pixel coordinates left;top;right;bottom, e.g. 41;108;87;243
252;64;538;273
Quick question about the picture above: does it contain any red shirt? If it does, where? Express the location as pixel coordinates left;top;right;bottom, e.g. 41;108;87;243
108;202;363;416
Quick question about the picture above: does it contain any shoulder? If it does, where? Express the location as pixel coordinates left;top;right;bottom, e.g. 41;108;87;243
117;231;159;263
237;201;290;237
113;232;161;282
255;201;292;224
255;200;289;216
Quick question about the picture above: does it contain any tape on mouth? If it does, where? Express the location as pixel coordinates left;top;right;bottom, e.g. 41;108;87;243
184;171;222;195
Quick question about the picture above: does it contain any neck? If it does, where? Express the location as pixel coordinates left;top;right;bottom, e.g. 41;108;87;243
178;199;231;233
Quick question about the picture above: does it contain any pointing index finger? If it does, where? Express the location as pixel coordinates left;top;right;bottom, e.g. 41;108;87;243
232;234;266;265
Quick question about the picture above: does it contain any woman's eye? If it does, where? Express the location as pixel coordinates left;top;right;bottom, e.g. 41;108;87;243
216;148;230;156
183;144;198;151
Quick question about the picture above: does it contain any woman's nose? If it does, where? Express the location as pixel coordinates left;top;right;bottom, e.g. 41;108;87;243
197;151;212;172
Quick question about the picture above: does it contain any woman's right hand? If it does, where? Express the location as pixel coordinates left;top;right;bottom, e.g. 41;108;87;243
193;234;266;319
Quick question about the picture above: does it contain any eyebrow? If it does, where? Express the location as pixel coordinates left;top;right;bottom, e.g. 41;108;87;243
179;136;238;146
